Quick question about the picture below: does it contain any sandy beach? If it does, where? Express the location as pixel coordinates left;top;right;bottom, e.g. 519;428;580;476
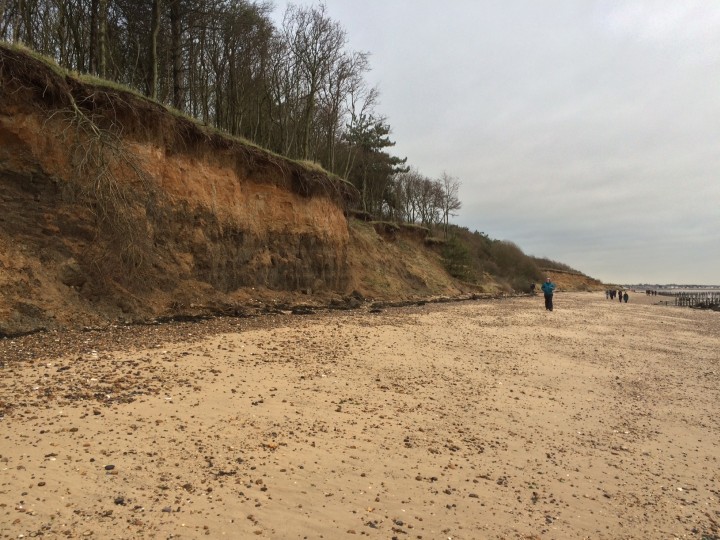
1;292;718;539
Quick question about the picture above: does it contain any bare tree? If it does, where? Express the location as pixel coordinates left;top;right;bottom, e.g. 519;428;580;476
340;79;377;179
281;3;345;160
316;50;359;170
394;168;427;223
439;172;461;238
415;178;443;227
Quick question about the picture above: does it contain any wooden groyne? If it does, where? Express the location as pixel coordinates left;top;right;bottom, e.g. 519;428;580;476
670;292;720;310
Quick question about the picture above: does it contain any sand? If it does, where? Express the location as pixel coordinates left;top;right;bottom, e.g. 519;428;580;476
1;292;718;539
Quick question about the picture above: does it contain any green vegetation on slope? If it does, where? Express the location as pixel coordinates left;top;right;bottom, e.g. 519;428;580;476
435;225;591;292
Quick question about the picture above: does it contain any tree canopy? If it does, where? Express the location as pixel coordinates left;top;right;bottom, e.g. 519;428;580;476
1;0;463;221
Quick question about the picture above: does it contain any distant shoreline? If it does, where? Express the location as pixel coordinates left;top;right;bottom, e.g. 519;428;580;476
625;285;720;291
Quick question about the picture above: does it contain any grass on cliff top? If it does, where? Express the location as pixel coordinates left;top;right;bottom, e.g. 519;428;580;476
0;41;344;184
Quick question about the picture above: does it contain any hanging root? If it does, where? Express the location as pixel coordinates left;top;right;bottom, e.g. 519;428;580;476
48;91;158;281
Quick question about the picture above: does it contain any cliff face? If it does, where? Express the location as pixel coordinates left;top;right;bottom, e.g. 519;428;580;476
0;46;467;336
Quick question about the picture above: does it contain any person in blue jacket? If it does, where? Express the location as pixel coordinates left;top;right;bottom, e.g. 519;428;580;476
541;277;556;311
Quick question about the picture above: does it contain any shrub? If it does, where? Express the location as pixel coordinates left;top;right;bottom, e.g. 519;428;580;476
442;236;474;281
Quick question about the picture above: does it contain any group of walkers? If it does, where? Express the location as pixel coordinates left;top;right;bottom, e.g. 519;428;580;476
534;277;639;311
607;289;629;303
531;279;630;312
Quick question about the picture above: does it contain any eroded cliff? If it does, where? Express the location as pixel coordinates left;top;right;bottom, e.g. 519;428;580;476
0;45;469;335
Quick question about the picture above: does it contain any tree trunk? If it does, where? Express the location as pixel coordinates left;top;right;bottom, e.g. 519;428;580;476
170;0;184;110
0;0;6;35
89;0;98;73
12;0;22;41
98;0;107;78
147;0;161;99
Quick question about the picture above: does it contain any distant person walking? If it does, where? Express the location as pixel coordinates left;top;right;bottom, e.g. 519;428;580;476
541;277;556;311
623;292;629;303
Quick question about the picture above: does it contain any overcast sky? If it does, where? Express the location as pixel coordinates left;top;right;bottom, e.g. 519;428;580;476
272;1;720;285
